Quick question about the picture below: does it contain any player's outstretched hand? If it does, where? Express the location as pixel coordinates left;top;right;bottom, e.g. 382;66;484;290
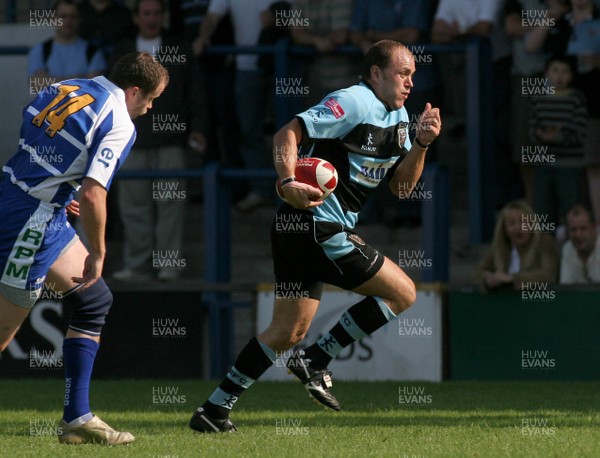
72;254;104;288
415;102;442;147
65;199;80;217
283;181;324;209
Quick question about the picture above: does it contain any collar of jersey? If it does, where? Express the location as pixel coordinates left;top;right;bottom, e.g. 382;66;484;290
359;79;393;112
92;75;126;107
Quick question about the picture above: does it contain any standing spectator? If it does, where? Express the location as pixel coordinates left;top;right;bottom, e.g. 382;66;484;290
350;0;433;54
431;0;514;210
504;0;551;206
194;0;274;211
566;0;600;228
258;2;293;135
258;2;293;80
28;0;106;90
476;200;558;292
528;54;587;227
290;0;360;107
171;1;240;173
431;0;509;125
524;0;572;56
567;0;600;97
111;0;208;281
78;0;136;60
560;204;600;283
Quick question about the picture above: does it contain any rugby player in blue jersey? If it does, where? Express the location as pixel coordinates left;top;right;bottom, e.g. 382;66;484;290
190;40;442;433
0;52;168;445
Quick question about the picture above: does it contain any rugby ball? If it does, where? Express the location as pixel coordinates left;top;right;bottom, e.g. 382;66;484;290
276;157;338;202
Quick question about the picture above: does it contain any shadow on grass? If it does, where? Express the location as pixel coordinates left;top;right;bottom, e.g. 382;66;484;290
1;380;598;427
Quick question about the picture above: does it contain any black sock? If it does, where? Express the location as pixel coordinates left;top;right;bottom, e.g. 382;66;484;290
202;337;276;419
304;296;396;370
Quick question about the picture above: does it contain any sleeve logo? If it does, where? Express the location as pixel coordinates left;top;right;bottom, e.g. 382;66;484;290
324;98;345;119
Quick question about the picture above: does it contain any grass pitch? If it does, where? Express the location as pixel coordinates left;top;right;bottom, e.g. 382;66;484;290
1;379;598;457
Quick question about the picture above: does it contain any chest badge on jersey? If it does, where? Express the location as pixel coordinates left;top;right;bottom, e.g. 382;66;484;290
397;122;408;148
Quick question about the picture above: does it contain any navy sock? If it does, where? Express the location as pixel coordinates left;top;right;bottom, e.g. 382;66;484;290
305;296;396;370
62;338;99;423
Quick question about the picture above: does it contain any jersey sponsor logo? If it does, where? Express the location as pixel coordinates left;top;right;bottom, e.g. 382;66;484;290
3;227;44;286
355;159;395;187
96;148;114;168
324;98;345;119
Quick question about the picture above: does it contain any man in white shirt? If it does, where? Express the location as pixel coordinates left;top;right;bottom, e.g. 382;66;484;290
560;204;600;284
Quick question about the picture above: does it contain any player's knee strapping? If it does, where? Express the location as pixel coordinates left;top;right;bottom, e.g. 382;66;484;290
63;278;113;337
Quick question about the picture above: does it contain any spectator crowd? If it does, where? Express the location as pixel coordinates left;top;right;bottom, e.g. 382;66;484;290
19;0;600;285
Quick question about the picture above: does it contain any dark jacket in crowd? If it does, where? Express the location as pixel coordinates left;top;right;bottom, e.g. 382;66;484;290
111;33;209;148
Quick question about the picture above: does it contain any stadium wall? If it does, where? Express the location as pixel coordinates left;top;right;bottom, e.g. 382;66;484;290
3;288;598;380
448;290;600;381
0;290;205;378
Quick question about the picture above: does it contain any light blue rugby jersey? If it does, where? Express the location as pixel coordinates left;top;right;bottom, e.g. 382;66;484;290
3;76;136;207
296;81;411;229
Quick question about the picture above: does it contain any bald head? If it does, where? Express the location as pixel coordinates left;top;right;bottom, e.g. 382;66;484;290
362;40;415;110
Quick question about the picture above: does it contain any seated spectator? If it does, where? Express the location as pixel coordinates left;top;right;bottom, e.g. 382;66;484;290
560;204;600;283
476;200;559;292
28;0;106;90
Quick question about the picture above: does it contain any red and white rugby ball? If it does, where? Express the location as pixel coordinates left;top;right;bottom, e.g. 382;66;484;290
276;157;338;202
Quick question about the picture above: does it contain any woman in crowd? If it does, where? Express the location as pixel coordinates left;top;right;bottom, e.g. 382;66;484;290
476;200;558;292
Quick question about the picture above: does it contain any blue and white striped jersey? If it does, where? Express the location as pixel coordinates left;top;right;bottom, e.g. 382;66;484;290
296;81;411;229
3;76;136;207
